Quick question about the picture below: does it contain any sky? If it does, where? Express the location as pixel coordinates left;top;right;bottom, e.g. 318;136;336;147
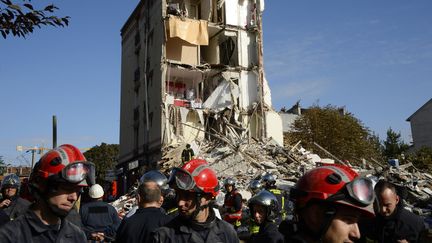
1;0;431;166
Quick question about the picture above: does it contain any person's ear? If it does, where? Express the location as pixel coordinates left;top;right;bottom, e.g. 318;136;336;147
302;204;325;229
136;194;142;204
159;195;164;206
395;195;400;204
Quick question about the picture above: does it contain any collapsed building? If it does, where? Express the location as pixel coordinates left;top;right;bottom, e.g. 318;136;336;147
118;0;283;194
116;1;432;223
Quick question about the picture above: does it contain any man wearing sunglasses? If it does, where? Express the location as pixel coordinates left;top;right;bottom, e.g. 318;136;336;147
0;144;95;242
281;164;375;243
153;159;239;243
360;180;425;243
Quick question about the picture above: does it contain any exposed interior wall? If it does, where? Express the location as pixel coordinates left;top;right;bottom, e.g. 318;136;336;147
265;110;284;146
238;30;258;68
201;29;240;66
250;112;262;141
166;37;199;66
183;110;205;142
263;76;272;107
225;0;253;27
238;71;258;110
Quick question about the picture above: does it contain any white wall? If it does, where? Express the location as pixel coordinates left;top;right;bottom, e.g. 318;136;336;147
265;110;284;146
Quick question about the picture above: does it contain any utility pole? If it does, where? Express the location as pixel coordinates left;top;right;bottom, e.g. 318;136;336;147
53;115;57;148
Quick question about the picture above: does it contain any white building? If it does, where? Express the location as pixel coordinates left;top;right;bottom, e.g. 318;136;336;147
118;0;282;192
406;98;432;151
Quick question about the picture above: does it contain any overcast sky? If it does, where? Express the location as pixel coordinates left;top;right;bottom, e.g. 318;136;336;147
1;0;431;165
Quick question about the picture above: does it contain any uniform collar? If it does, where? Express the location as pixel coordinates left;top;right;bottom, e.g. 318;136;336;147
24;210;61;234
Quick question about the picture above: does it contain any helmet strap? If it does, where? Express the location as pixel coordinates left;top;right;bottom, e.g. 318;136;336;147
191;193;212;220
317;206;337;241
296;203;336;241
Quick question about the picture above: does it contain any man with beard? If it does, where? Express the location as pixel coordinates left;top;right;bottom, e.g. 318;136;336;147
0;144;95;242
153;159;239;243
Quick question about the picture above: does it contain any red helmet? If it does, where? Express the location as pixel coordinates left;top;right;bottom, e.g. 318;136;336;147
171;159;219;197
292;164;375;218
30;144;95;191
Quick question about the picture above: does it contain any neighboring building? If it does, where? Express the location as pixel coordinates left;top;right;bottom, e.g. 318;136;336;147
118;0;282;193
279;101;304;133
406;98;432;151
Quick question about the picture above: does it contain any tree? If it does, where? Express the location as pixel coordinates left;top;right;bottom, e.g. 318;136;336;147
382;128;409;161
287;104;382;165
83;143;119;183
0;0;69;39
408;146;432;173
0;156;6;174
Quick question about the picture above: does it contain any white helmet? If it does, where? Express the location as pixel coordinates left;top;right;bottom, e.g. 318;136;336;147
89;184;104;199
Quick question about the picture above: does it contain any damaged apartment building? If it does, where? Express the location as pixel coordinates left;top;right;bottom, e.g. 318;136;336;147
118;0;282;192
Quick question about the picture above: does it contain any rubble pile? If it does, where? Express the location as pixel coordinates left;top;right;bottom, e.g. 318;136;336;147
158;138;326;191
112;138;432;219
158;138;432;215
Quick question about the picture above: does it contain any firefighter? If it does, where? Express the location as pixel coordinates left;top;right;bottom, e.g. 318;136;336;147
153;159;238;243
249;179;263;195
0;144;95;242
247;179;263;236
223;177;243;229
181;144;194;163
281;164;375;242
262;173;288;224
248;190;284;243
0;173;31;220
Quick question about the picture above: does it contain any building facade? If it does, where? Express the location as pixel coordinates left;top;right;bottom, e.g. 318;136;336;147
406;98;432;151
118;0;281;192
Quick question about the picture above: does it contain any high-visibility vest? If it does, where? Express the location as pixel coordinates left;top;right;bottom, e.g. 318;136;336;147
249;219;260;234
223;190;242;223
269;188;287;220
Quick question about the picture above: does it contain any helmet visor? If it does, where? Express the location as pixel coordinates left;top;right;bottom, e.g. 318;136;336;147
169;167;196;191
346;177;375;206
61;162;95;185
328;177;375;207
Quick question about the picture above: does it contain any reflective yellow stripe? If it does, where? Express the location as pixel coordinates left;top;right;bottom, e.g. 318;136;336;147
167;207;178;214
250;224;259;234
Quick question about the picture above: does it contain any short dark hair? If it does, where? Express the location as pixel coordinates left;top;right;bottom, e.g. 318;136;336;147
374;180;397;195
138;181;161;203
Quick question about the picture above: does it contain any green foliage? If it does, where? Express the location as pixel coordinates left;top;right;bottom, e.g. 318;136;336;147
408;146;432;173
0;156;5;174
382;127;409;160
0;0;70;39
83;143;119;183
287;105;382;164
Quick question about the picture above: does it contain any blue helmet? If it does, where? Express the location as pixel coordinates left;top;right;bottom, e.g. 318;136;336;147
1;174;20;190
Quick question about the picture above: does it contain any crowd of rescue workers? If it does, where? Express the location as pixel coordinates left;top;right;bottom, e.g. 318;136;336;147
0;144;429;242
